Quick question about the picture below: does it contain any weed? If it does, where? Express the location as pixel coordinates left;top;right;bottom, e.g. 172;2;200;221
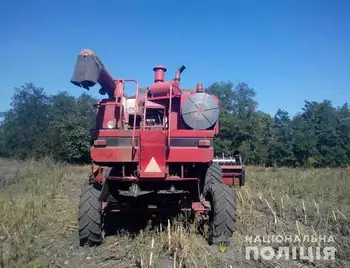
0;159;349;267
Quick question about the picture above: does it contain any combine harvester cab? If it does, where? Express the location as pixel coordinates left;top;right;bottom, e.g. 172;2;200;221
70;49;246;251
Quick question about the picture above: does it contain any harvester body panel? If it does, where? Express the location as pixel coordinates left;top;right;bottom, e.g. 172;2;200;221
90;129;215;164
139;130;166;178
71;49;245;249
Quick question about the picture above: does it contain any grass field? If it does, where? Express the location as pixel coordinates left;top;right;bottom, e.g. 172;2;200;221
0;157;349;268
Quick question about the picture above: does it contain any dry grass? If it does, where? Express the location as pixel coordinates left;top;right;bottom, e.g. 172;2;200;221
0;158;349;268
234;166;350;267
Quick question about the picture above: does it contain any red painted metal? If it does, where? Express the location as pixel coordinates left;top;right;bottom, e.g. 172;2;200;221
96;100;119;129
91;147;138;162
107;208;195;213
94;139;106;146
73;49;116;97
107;176;199;182
91;129;216;138
167;85;172;147
150;81;182;97
153;66;167;83
91;147;214;163
192;201;210;212
105;201;210;215
91;165;104;184
221;164;245;186
198;139;211;147
196;83;204;93
139;130;166;178
70;49;245;222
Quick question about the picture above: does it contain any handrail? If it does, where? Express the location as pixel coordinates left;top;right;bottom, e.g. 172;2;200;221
122;79;139;149
168;85;173;148
144;87;148;130
142;107;147;130
116;80;124;129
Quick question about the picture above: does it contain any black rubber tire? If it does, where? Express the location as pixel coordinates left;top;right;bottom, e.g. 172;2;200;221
240;166;246;186
203;163;223;195
207;184;236;245
79;184;103;246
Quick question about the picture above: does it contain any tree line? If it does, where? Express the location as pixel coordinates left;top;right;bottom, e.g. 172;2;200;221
0;82;349;167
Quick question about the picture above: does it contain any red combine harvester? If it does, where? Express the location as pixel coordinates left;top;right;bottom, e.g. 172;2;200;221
70;49;246;250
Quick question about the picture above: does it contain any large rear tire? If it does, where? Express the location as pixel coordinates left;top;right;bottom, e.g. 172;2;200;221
79;184;103;246
207;184;236;245
203;163;223;195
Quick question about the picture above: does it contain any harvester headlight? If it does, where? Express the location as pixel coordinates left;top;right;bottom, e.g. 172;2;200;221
106;120;116;129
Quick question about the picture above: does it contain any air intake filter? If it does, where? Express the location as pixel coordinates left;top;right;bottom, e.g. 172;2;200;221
181;93;219;130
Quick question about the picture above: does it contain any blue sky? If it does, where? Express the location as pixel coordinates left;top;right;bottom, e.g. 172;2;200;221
0;0;349;116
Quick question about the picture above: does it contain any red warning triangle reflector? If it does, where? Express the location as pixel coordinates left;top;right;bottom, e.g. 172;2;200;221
144;157;161;173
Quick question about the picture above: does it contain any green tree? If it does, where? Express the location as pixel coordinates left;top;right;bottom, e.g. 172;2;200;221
290;100;348;167
206;81;267;164
0;83;53;159
336;103;350;166
49;92;96;163
0;84;97;163
0;81;349;168
266;109;295;167
206;81;235;114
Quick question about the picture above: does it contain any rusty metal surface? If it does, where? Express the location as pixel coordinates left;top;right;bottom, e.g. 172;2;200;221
70;50;115;97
